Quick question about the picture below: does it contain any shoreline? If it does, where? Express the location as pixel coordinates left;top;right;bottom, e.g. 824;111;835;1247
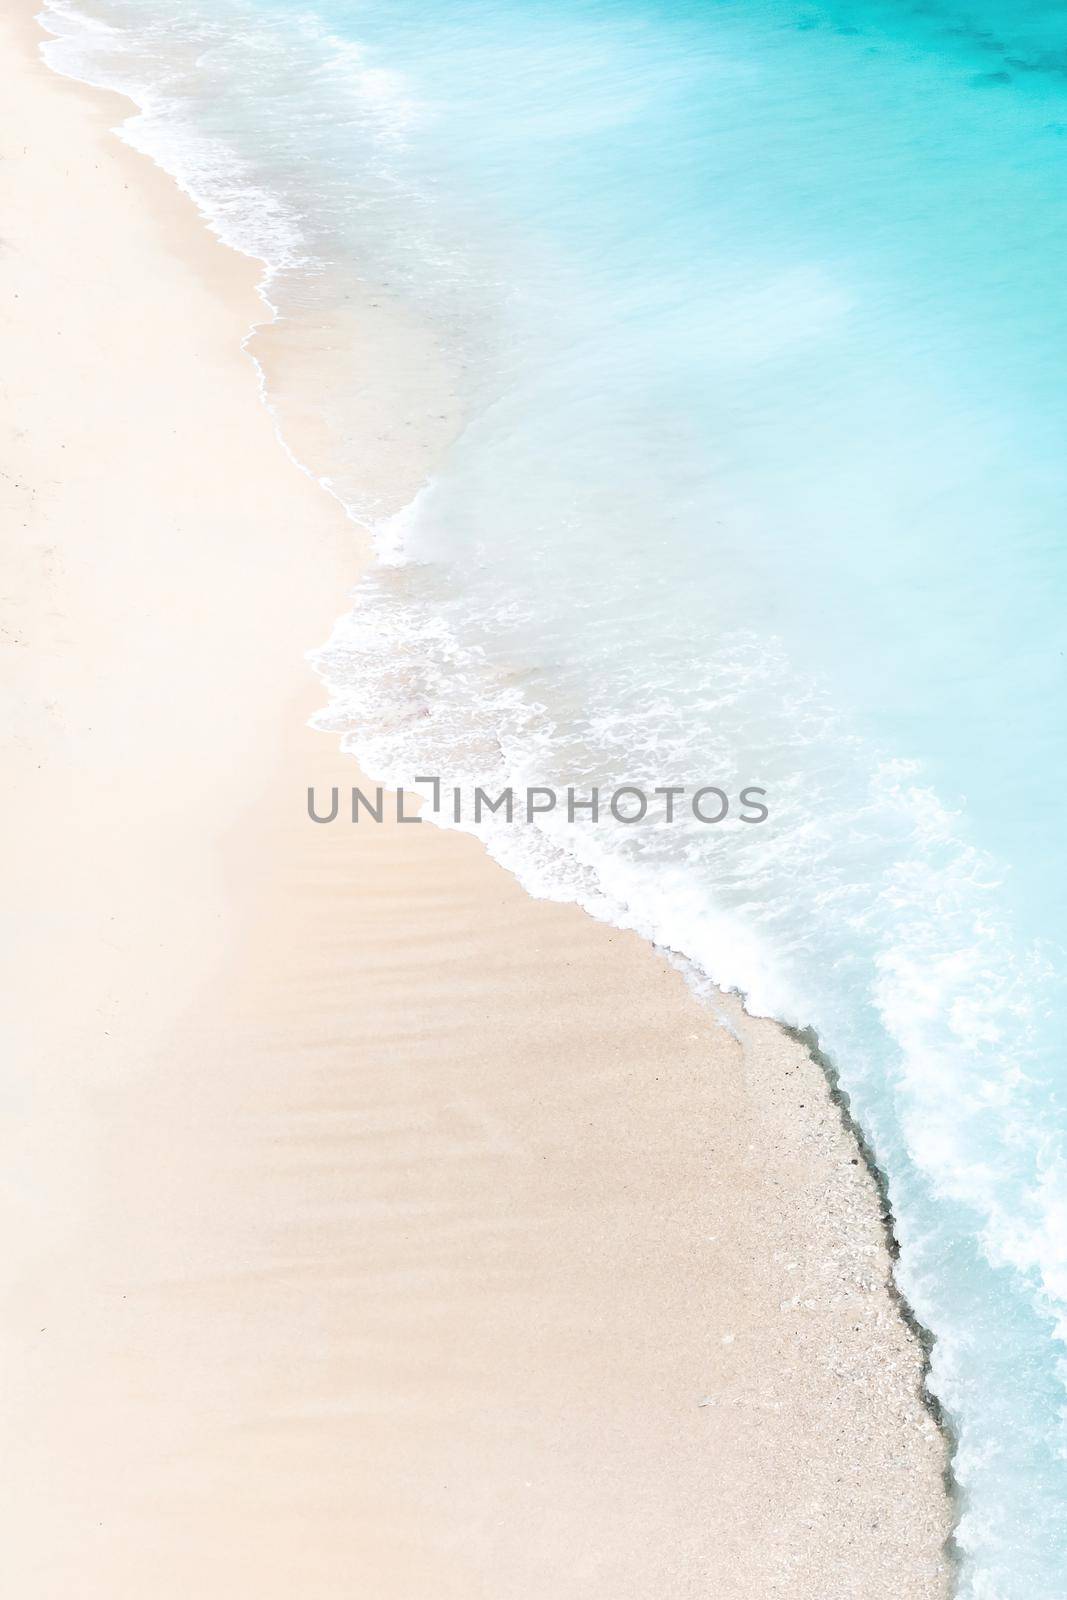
3;9;953;1597
779;1018;958;1458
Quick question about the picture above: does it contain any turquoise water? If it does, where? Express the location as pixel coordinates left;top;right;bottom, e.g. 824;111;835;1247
41;1;1067;1591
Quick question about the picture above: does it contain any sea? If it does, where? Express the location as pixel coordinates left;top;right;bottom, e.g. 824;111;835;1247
37;1;1067;1593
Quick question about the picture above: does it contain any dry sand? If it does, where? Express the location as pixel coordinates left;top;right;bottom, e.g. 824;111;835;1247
0;11;952;1597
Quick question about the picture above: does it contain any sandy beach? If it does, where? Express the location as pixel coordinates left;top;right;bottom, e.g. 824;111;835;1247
1;11;951;1597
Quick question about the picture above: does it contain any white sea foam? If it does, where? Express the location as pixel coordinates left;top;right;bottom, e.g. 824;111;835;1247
39;4;308;275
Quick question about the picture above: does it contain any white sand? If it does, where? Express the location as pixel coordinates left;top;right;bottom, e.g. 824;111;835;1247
0;12;951;1597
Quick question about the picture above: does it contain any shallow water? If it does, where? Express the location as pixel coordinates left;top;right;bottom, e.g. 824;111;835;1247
40;1;1067;1592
